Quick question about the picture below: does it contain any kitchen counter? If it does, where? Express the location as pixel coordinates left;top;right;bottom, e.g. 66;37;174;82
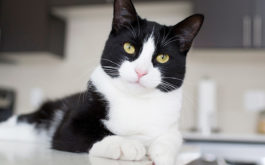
1;134;264;165
184;133;265;144
0;140;150;165
183;133;265;163
0;140;199;165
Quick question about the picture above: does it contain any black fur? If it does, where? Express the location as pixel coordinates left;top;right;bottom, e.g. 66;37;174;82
52;83;112;152
18;82;112;153
18;100;62;130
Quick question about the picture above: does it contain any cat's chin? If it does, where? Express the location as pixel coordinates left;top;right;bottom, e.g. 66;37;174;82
129;82;149;91
113;78;156;95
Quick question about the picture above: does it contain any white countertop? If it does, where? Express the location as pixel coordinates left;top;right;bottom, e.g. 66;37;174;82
0;140;199;165
0;140;151;165
183;133;265;163
183;132;265;143
2;133;264;165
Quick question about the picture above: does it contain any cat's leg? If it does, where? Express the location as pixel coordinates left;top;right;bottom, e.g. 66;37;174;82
0;115;45;161
0;115;43;143
148;127;182;165
89;156;152;165
0;100;63;144
0;116;28;141
89;135;146;161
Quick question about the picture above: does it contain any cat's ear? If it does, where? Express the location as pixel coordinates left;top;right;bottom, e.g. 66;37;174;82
112;0;138;32
173;14;204;53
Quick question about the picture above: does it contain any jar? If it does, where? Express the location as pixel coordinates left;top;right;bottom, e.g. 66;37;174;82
257;110;265;134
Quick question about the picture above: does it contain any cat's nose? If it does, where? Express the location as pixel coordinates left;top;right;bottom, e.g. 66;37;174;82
135;69;147;79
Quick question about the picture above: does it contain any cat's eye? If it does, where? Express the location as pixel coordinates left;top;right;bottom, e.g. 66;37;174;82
156;54;170;64
123;42;135;55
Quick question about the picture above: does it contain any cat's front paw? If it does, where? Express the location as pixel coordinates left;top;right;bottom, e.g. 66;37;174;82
148;143;177;165
89;136;146;161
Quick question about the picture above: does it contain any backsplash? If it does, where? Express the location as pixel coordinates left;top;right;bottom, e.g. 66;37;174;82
182;49;265;134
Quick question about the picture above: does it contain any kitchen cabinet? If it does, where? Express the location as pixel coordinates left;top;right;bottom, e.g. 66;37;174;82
49;0;183;7
49;0;107;6
0;0;66;57
255;0;265;48
193;0;265;49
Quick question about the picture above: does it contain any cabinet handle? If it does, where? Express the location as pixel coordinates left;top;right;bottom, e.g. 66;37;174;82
243;16;251;47
0;28;1;44
253;15;262;48
105;0;114;3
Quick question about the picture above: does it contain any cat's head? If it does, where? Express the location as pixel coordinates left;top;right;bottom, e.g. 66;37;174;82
100;0;203;94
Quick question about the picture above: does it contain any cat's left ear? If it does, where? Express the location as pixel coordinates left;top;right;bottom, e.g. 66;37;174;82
173;14;204;53
112;0;138;32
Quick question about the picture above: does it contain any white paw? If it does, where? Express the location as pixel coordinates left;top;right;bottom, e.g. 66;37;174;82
89;136;122;160
120;139;146;161
89;156;153;165
89;136;146;161
148;143;176;165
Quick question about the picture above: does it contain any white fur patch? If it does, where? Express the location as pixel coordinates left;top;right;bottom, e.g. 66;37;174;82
91;67;183;164
48;111;64;138
0;111;64;148
91;67;182;145
89;135;146;161
118;35;161;94
0;116;42;143
89;156;152;165
148;125;183;165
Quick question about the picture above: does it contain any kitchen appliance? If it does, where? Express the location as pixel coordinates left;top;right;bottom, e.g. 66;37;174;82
0;88;15;122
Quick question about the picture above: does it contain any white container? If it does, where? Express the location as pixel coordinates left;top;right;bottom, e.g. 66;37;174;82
197;78;218;135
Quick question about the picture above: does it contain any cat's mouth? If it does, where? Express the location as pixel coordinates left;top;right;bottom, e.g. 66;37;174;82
127;79;144;87
132;80;146;88
126;78;152;89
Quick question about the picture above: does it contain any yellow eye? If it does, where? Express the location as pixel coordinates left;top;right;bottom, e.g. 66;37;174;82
156;54;170;64
123;42;135;55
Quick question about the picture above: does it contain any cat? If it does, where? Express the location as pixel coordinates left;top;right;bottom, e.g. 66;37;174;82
0;0;203;165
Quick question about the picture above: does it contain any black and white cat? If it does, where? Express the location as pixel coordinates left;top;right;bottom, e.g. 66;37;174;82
0;0;203;164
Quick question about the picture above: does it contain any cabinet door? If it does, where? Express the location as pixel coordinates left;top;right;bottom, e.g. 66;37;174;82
254;0;265;48
49;0;179;7
0;0;66;56
0;0;48;52
193;0;252;48
49;0;106;6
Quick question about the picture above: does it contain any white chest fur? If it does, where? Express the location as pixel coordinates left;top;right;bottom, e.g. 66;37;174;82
91;67;182;143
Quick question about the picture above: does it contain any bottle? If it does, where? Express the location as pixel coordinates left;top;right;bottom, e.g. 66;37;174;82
197;77;218;135
257;110;265;134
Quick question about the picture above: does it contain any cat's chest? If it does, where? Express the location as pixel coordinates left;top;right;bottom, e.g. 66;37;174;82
102;92;181;139
91;67;182;140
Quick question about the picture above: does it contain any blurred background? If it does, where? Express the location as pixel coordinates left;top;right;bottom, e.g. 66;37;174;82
0;0;265;164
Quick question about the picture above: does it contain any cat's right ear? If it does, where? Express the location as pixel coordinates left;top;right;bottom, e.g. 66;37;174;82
173;14;204;53
112;0;138;32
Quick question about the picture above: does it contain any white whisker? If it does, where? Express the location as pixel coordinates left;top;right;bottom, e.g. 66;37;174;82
162;77;184;82
163;37;182;47
161;28;172;45
101;58;121;67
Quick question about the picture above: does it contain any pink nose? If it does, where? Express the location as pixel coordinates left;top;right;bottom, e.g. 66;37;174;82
135;69;147;79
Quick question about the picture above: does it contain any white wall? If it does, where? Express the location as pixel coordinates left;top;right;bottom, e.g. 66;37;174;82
0;2;265;134
182;49;265;134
